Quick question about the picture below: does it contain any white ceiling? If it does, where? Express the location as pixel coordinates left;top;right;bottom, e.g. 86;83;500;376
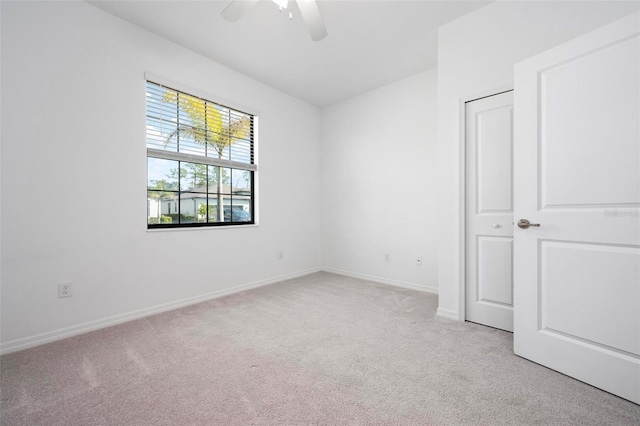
88;0;491;107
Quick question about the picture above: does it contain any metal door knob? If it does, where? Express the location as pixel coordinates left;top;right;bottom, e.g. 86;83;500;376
517;219;541;229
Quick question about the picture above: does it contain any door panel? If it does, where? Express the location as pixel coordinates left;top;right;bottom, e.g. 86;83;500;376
541;35;640;207
540;241;640;356
466;91;514;332
478;236;513;306
514;12;640;403
477;107;513;213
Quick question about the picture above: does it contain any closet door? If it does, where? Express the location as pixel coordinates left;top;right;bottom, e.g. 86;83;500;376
465;91;514;332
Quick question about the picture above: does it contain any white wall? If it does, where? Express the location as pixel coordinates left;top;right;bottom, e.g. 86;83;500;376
322;69;439;293
436;1;640;320
0;1;322;351
9;0;629;352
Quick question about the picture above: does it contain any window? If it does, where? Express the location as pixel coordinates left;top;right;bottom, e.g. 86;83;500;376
146;80;256;228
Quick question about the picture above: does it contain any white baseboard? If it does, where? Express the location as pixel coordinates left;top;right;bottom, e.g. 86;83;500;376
322;267;439;295
0;267;321;355
436;307;461;321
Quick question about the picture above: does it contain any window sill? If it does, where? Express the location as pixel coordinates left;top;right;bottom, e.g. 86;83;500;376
146;223;259;232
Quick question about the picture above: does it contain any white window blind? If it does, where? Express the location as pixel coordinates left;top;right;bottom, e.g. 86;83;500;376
146;81;256;171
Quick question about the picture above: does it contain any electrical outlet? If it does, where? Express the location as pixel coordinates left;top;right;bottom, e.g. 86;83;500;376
58;283;73;298
278;250;284;260
384;253;390;262
416;257;423;266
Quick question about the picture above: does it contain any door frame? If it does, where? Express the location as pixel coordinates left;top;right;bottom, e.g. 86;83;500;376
458;86;514;323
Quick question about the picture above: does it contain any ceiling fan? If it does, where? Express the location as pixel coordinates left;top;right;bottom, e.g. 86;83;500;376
221;0;328;41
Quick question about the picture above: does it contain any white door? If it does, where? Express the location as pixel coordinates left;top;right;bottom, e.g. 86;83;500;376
514;12;640;404
465;91;514;332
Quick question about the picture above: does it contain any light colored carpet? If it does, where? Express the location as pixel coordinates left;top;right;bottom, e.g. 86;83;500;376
1;272;638;425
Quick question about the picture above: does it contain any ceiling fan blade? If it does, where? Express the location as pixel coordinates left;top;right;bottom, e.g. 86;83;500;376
296;0;328;41
221;0;259;22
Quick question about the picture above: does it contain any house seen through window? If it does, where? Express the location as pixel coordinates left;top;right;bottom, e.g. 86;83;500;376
146;80;256;228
